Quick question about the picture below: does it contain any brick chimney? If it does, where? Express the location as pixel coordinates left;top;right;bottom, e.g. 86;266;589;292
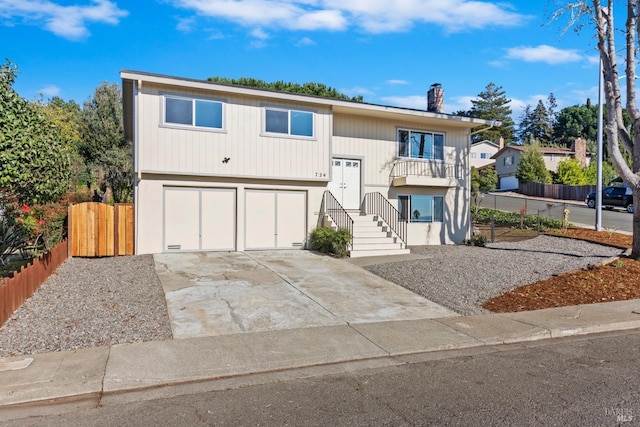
572;137;587;167
427;83;444;113
499;137;504;150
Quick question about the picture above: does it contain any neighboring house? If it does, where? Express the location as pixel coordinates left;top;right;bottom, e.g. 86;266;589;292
121;71;493;257
492;138;591;190
470;139;500;169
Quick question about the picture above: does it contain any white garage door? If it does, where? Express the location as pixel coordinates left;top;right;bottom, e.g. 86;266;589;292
164;187;236;252
500;176;519;190
245;190;306;250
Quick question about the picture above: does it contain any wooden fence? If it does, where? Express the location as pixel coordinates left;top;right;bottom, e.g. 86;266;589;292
68;202;134;257
0;239;68;326
519;181;596;202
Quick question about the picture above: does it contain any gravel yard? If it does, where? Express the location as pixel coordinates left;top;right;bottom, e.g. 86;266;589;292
0;235;623;357
0;255;172;358
365;235;624;316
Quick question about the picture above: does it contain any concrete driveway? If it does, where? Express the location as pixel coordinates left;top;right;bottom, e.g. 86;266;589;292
154;251;457;339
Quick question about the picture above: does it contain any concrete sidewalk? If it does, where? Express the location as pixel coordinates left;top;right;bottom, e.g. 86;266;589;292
2;298;640;421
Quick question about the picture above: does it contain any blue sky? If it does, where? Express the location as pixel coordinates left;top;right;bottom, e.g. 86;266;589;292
2;1;604;121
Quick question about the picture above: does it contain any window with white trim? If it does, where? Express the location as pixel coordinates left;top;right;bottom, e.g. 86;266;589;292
480;152;490;159
398;195;444;223
264;107;314;137
398;129;444;160
164;95;223;129
504;155;514;166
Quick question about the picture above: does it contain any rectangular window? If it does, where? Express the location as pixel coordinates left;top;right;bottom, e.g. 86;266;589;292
398;195;444;223
471;152;477;159
504;156;513;166
265;107;314;137
480;153;490;159
164;95;223;129
397;129;444;160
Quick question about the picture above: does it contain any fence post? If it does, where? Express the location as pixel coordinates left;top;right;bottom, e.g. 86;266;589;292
490;215;495;243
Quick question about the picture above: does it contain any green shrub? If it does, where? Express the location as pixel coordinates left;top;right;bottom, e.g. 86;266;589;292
309;226;351;258
471;208;565;230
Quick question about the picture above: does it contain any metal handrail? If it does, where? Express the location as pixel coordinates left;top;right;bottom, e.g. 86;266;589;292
321;190;354;246
363;192;407;245
390;160;463;179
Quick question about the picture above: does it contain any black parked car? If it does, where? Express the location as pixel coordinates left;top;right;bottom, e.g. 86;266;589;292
585;186;634;213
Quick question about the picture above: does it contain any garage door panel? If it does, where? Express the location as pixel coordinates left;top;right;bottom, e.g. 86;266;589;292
500;176;518;190
164;189;200;251
276;192;306;248
201;189;236;250
245;191;276;249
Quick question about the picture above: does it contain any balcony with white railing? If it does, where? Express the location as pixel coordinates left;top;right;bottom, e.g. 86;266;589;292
390;160;465;187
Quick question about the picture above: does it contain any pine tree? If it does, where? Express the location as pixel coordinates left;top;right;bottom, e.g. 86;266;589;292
468;82;515;144
516;144;551;184
530;100;553;146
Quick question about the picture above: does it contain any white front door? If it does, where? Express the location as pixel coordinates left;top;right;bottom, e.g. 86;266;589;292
328;158;361;209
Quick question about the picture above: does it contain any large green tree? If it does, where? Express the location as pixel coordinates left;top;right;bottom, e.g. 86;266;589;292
208;77;363;102
555;1;640;258
80;82;132;203
467;82;515;144
38;96;89;189
0;61;70;205
516;144;552;184
518;94;557;145
553;103;598;147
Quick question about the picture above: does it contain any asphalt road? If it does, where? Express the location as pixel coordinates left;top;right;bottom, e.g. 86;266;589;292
481;192;633;233
7;329;640;426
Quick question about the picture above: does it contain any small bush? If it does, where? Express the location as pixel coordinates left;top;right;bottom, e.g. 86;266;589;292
466;235;487;247
309;226;351;258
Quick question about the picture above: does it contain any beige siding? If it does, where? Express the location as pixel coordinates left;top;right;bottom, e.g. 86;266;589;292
137;83;331;181
332;114;470;189
135;174;325;255
494;148;521;177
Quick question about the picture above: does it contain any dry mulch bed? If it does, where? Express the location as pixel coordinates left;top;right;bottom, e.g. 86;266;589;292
483;227;639;313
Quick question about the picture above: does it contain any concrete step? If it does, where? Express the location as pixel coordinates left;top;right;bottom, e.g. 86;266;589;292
352;230;391;238
352;236;397;245
349;248;411;258
351;242;405;251
351;215;377;222
353;222;387;231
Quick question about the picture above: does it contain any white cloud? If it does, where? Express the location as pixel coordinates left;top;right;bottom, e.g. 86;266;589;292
171;0;528;34
0;0;128;39
341;86;375;97
250;28;269;39
386;79;409;85
38;84;61;97
380;95;427;110
295;36;316;46
446;95;475;114
505;45;583;65
176;16;195;32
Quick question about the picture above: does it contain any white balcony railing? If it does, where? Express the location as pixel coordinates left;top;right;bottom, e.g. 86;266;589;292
390;160;464;180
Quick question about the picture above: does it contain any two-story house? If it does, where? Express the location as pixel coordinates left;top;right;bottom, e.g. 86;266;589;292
470;139;500;169
492;138;590;190
121;71;493;257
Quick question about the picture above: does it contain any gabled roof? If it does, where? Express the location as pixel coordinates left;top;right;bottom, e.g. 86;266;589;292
490;144;579;160
121;70;496;130
470;139;500;148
